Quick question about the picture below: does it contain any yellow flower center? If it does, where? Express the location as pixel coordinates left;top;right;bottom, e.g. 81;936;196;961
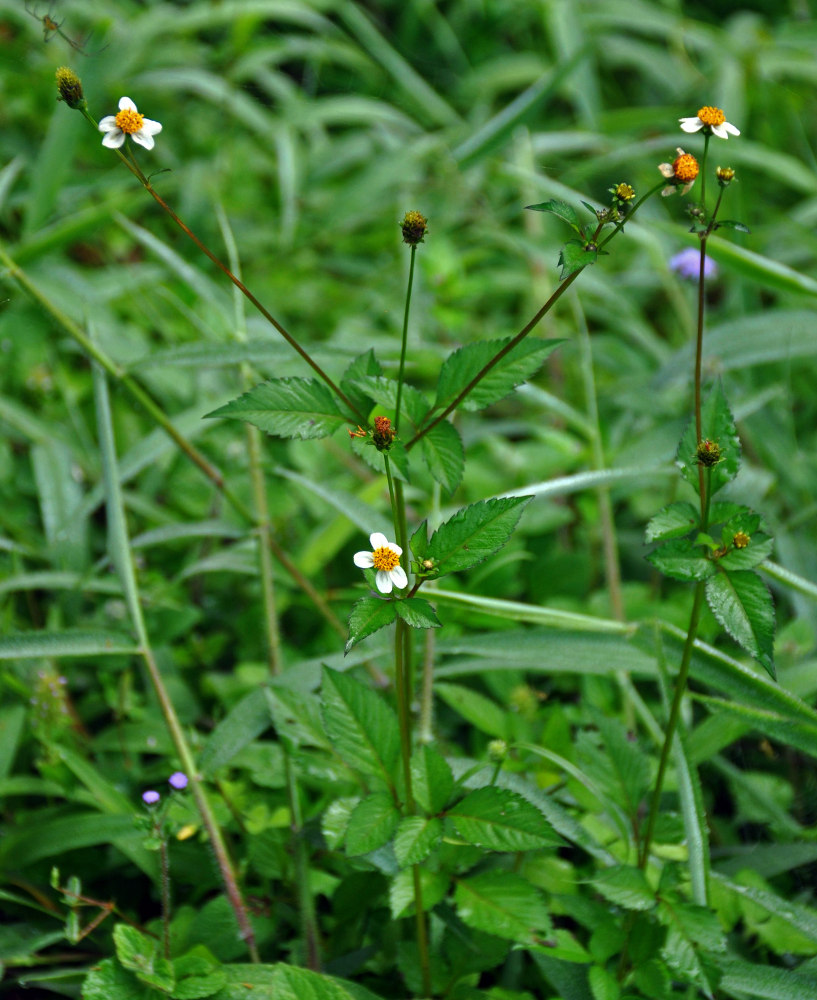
733;532;750;549
615;183;635;201
372;546;400;573
115;108;144;134
697;106;725;127
673;153;699;182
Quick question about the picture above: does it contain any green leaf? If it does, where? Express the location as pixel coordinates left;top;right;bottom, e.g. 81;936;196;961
715;219;751;233
395;597;441;631
172;945;226;999
390;868;449;919
420;420;464;494
348;376;430;431
200;688;271;776
350;435;411;483
206;378;350;440
677;382;740;496
435;682;508;738
433;338;562;414
114;924;175;993
645;502;699;542
412;496;531;578
320;667;399;786
345;597;398;654
455;870;551;943
0;629;137;660
589;966;620;1000
447;786;561;851
558;240;597;280
719;959;817;1000
646;539;715;582
410;745;454;814
345;793;401;856
340;349;384;417
705;570;776;678
719;534;775;571
271;964;388;1000
81;959;154;1000
591;867;655;911
525;198;582;233
393;816;442;867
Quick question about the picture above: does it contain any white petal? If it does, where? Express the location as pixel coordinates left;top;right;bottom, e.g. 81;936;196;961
353;552;374;568
375;571;393;594
723;121;740;136
101;130;126;148
386;541;402;557
132;130;155;150
661;186;676;197
369;532;389;549
710;123;728;139
98;115;118;131
679;117;703;133
140;118;162;135
390;565;407;590
658;163;674;178
118;96;137;112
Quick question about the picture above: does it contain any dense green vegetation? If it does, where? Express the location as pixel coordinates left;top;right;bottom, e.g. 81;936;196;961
2;1;817;998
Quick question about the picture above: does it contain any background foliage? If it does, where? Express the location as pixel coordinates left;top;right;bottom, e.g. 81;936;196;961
2;0;817;998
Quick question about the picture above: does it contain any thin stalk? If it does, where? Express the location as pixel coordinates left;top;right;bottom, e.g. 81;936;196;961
286;757;321;970
394;245;417;434
639;581;705;867
159;838;171;959
78;109;365;423
0;243;344;638
408;182;664;450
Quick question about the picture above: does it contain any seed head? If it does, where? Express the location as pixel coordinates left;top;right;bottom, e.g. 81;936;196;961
56;67;85;110
696;439;722;467
401;210;427;246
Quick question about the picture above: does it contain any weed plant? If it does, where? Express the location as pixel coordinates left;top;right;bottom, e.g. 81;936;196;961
1;2;817;999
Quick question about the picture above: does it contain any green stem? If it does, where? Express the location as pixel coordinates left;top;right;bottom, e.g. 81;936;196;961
159;837;171;959
639;581;705;868
408;182;663;450
286;756;321;970
395;246;416;435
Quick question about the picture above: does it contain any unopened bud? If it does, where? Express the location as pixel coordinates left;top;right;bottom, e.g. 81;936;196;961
488;739;508;763
400;210;427;246
56;67;85;110
716;166;735;186
696;439;722;467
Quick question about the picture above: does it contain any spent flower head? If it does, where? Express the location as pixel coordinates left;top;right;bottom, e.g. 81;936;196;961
55;67;85;110
99;97;162;150
680;105;740;140
353;532;407;594
372;415;396;451
658;148;699;197
401;211;427;246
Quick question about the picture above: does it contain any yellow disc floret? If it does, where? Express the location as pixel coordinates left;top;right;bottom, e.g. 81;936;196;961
733;531;750;549
697;106;726;127
673;152;699;183
614;183;635;201
115;107;145;134
372;546;400;573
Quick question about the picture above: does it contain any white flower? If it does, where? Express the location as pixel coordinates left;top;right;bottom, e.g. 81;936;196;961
353;532;407;595
679;105;740;140
99;97;162;150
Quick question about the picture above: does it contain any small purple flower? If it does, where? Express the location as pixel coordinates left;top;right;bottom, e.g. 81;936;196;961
142;790;160;805
168;771;188;790
669;247;718;281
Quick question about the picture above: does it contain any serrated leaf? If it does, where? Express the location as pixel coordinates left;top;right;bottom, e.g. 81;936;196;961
172;945;225;999
414;496;531;578
592;867;655;911
558;240;597;280
206;378;349;439
271;964;388;1000
345;596;398;654
345;793;401;856
395;597;441;630
719;533;774;571
433;338;562;414
447;786;561;851
320;668;399;786
114;924;175;992
719;959;817;1000
420;420;464;494
348;376;430;431
646;539;715;582
81;958;153;1000
589;965;620;1000
525;198;582;233
705;570;776;678
340;350;384;416
677;382;740;496
393;816;442;867
410;745;454;814
455;870;551;943
390;868;449;918
645;502;699;542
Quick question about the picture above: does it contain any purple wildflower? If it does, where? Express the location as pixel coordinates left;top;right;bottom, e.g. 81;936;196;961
168;771;188;790
669;247;718;281
142;790;160;805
